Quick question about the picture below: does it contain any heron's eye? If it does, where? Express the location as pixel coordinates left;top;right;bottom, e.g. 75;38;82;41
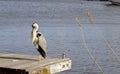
32;25;36;28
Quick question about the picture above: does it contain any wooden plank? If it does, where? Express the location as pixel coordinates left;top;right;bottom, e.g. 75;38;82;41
0;53;72;74
0;53;37;68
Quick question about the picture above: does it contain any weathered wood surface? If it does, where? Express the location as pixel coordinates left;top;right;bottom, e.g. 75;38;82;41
0;53;71;74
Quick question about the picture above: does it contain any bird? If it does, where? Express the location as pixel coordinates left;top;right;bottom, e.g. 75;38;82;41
31;23;47;60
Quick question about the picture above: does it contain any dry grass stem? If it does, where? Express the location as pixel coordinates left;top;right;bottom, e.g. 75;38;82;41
86;11;94;24
75;17;82;30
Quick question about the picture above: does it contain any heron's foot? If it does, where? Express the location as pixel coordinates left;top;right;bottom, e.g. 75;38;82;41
37;55;44;62
35;55;40;61
36;55;45;62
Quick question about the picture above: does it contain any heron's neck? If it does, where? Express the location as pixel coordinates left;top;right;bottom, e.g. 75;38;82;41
32;29;38;42
32;29;37;34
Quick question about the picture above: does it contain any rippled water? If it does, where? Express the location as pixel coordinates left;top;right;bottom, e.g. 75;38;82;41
0;0;120;74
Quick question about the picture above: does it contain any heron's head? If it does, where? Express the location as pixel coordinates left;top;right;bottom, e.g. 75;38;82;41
32;23;39;30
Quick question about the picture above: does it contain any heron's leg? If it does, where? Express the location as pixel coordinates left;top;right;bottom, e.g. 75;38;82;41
39;55;41;61
36;53;40;61
37;55;41;62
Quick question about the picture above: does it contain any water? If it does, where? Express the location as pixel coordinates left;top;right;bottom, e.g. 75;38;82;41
0;0;120;74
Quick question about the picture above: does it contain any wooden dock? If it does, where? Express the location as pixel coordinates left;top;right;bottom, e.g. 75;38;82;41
0;53;71;74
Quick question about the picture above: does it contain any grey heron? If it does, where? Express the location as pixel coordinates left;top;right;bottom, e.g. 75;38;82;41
31;23;47;59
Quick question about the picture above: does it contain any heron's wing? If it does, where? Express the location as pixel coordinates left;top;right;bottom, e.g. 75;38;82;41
37;45;46;58
37;32;47;53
